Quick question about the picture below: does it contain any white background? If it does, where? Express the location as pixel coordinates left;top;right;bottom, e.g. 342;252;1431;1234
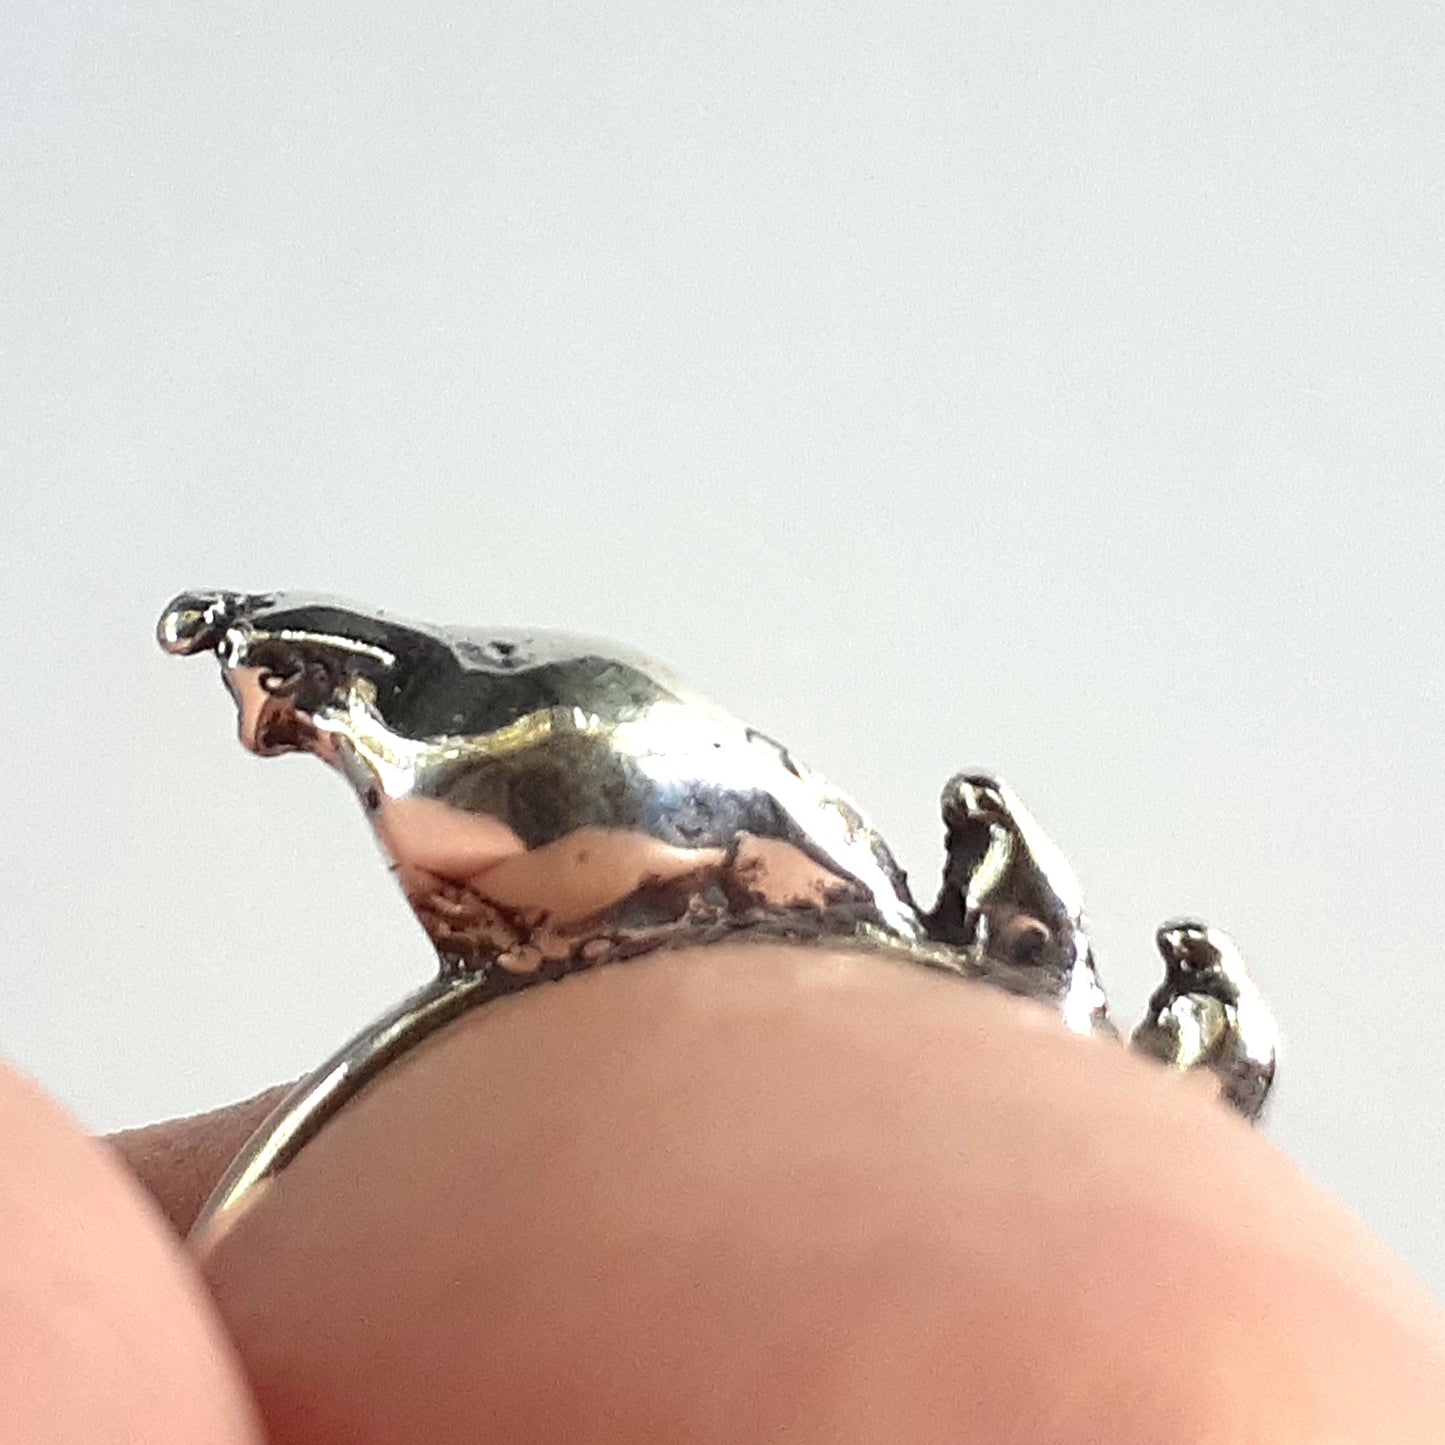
3;3;1442;1292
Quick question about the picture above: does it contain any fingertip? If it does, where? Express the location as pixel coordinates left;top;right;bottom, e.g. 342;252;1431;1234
188;943;1445;1444
0;1061;262;1444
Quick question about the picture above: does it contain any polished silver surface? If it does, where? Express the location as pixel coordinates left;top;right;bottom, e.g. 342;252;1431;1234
159;588;926;974
159;589;1280;1245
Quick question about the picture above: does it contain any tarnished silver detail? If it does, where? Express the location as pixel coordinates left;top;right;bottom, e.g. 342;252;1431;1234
158;590;1280;1244
1131;920;1280;1123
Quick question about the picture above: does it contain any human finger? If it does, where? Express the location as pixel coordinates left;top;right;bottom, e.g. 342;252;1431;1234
190;941;1445;1444
0;1059;261;1444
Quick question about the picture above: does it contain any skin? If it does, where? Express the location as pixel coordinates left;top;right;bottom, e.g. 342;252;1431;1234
0;1060;260;1444
7;940;1445;1442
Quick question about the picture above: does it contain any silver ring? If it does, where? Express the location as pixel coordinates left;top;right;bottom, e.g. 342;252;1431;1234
158;589;1278;1253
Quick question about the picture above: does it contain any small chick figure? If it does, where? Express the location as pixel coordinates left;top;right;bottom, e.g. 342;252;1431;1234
1131;919;1279;1122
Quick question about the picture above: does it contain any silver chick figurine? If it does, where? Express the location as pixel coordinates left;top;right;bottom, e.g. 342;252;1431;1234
1131;920;1279;1123
922;774;1111;1036
158;589;1279;1240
